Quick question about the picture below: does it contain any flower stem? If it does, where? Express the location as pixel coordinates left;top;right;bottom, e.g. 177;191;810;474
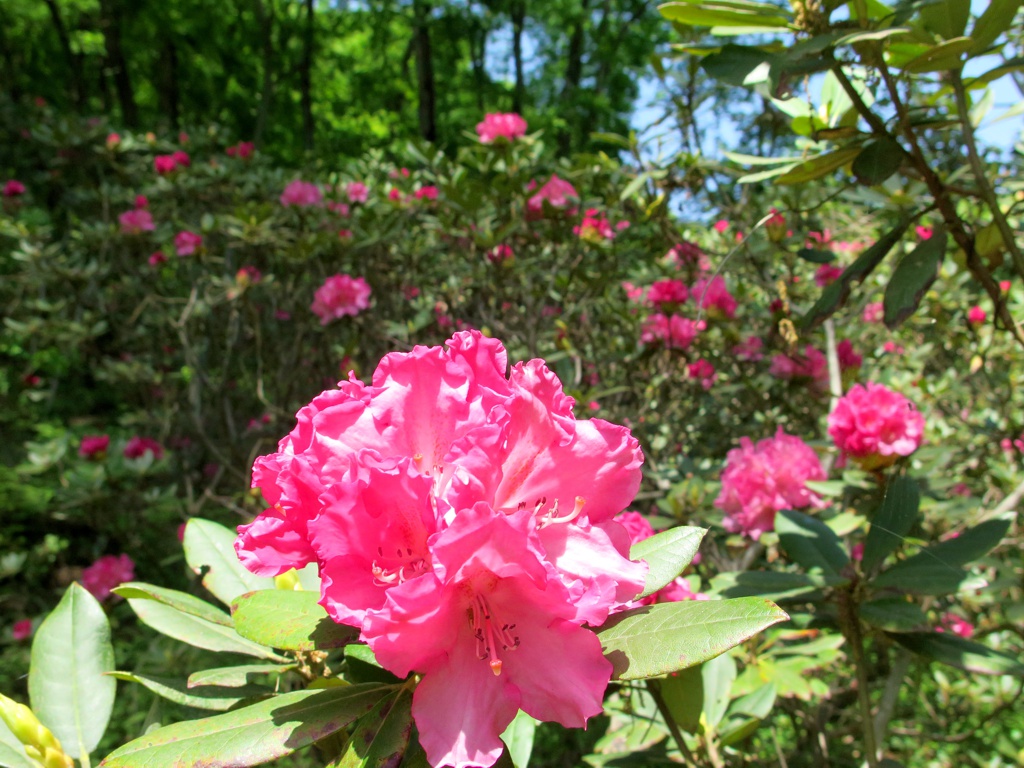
645;680;697;767
838;587;879;768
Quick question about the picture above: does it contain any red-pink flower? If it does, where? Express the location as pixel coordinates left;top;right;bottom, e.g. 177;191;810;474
476;113;528;143
915;225;933;240
106;133;121;150
148;251;167;267
174;230;203;256
3;180;26;197
414;185;439;201
967;305;987;325
79;434;110;459
347;181;369;203
640;313;702;350
488;244;514;264
574;209;616;242
687;359;717;390
863;302;884;323
691;276;737;319
937;612;974;638
124;436;164;460
815;263;844;288
828;383;925;469
226;141;255;159
12;619;33;641
81;554;135;601
1000;280;1011;294
280;180;323;208
647;279;688;309
716;429;827;540
713;219;729;234
171;150;191;168
837;339;862;372
732;336;764;362
236;265;262;288
118;208;155;235
765;209;787;242
311;274;371;324
154;155;178;175
769;345;828;388
526;175;578;217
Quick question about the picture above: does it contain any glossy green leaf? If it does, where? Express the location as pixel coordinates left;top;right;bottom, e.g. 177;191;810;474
919;0;970;40
188;664;295;689
598;598;788;680
802;220;910;328
660;2;791;28
701;44;778;87
98;684;396;767
860;599;929;632
892;632;1024;676
883;231;946;328
128;596;284;660
774;146;862;185
500;709;538;768
719;681;776;745
631;526;707;599
113;582;233;626
702;652;737;730
969;0;1024;54
776;509;849;577
871;562;987;595
0;718;34;768
183;518;274;607
658;666;703;734
900;37;973;72
710;570;845;602
232;590;359;651
836;27;911;45
862;476;921;572
796;248;836;264
332;687;414;768
852;137;904;185
967;57;1024;88
109;672;265;712
28;583;115;759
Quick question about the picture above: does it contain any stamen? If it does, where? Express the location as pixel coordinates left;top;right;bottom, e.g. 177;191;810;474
539;496;587;527
469;594;520;677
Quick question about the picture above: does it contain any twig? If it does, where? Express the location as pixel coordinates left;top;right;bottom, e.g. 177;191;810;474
645;679;698;767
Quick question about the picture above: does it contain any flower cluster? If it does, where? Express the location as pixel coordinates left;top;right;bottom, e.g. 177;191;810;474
154;151;190;175
476;113;528;144
174;230;203;256
124;435;164;460
310;274;371;324
81;554;135;601
235;331;645;768
828;383;924;469
716;429;827;540
280;180;323;208
526;175;578;217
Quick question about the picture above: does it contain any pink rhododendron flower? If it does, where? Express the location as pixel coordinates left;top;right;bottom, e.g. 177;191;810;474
280;180;323;208
526;175;578;216
863;302;884;323
936;613;974;638
770;345;828;388
79;434;110;459
647;279;688;309
124;435;164;460
148;251;167;267
687;359;717;390
640;313;702;350
621;282;646;304
3;180;26;197
154;154;179;174
327;201;350;216
967;305;987;325
235;331;646;767
81;554;135;601
733;336;764;362
850;542;864;561
806;229;833;248
134;194;149;209
915;225;933;240
828;383;925;469
882;341;904;355
664;241;710;272
476;112;528;143
657;577;709;603
1000;280;1011;294
691;276;737;319
226;141;255;159
347;181;369;203
837;339;862;372
716;429;827;540
12;619;33;641
765;208;787;242
174;230;203;256
171;150;190;167
713;219;729;234
118;208;155;235
949;483;972;497
236;265;262;288
815;263;843;288
574;209;616;242
310;274;371;324
414;185;439;201
106;133;121;149
488;244;514;264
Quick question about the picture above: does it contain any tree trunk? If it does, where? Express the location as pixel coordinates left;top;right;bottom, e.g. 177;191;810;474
300;0;315;151
559;0;589;154
160;39;180;128
413;0;437;142
254;0;276;145
99;0;138;127
42;0;83;108
511;0;526;114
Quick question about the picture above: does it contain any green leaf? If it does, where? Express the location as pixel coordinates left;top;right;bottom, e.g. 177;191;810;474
28;583;115;759
108;672;265;712
232;590;359;652
183;518;274;607
796;248;836;264
883;231;946;328
113;582;233;626
736;164;800;183
658;666;703;734
862;477;920;572
919;0;970;40
597;598;789;681
719;682;776;745
969;0;1024;54
0;718;34;768
891;632;1024;676
331;687;414;768
860;599;929;632
776;509;850;577
852;138;904;185
660;2;791;28
188;664;295;689
871;562;986;595
710;570;845;602
631;527;707;599
500;709;538;768
774;146;863;185
966;56;1024;88
836;27;912;45
900;37;973;72
127;596;284;660
701;44;778;87
802;220;910;328
98;684;396;768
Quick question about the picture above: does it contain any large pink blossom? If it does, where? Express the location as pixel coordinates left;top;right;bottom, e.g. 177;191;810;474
476;113;528;144
280;180;323;208
81;554;135;601
310;274;371;324
640;313;702;350
827;383;924;469
79;434;110;459
118;208;155;235
574;209;616;242
346;181;369;203
647;279;688;308
3;180;26;197
716;429;827;540
174;230;203;256
526;175;578;217
124;435;164;460
691;275;737;319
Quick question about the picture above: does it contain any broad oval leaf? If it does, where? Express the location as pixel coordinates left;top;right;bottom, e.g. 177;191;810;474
862;476;920;572
860;598;928;632
188;664;295;689
969;0;1024;54
113;582;233;626
98;684;397;768
774;146;863;185
891;632;1024;676
631;526;707;599
232;590;359;651
127;596;285;660
883;231;946;328
710;570;845;603
108;672;266;712
597;597;789;680
500;710;538;768
332;688;414;768
660;2;791;28
776;509;850;577
900;37;973;72
184;518;274;607
28;583;115;759
852;137;904;185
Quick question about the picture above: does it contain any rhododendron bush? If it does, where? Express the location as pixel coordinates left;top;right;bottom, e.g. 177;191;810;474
2;84;1023;767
